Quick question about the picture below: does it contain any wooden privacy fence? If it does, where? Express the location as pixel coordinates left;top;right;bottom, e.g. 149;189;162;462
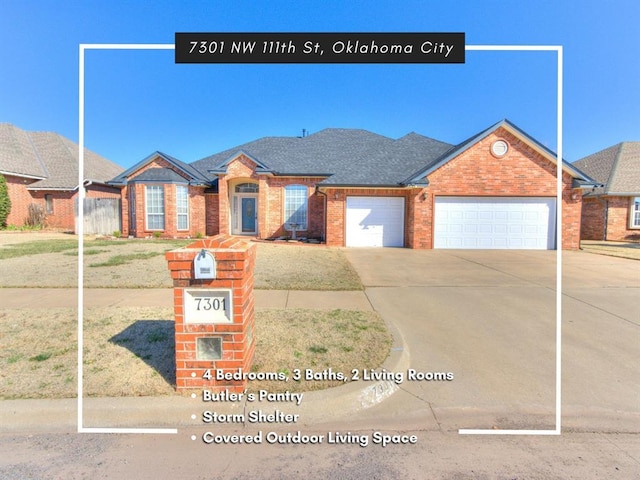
75;198;121;235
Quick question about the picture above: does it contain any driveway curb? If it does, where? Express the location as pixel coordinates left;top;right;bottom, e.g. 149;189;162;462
0;318;410;433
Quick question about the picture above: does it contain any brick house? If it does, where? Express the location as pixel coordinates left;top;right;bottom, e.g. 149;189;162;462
573;142;640;242
109;119;596;249
0;123;123;231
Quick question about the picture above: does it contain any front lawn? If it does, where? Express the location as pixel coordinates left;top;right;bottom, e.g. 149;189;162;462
0;306;390;399
0;233;363;290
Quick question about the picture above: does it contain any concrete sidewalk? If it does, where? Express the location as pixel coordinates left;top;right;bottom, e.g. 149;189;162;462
0;288;374;311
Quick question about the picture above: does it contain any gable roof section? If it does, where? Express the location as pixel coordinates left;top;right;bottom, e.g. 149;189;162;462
109;151;210;186
573;142;640;195
206;149;276;175
0;123;123;190
404;119;595;186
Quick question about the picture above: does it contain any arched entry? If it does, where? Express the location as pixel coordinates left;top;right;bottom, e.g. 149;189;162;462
230;181;258;235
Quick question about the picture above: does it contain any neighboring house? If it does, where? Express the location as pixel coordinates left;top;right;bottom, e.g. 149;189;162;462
108;119;597;249
573;142;640;242
0;123;123;231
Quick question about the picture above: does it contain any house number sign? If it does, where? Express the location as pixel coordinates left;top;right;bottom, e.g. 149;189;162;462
184;288;233;324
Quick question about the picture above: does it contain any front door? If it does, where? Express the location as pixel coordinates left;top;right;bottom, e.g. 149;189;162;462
241;197;256;233
232;194;257;235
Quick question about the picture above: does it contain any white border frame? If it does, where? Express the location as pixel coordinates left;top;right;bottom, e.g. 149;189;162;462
78;43;177;435
77;42;563;436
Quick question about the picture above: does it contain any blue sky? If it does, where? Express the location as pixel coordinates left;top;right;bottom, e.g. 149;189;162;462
1;1;638;169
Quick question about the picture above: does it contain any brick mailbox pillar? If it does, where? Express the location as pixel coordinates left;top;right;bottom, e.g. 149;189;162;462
165;235;256;393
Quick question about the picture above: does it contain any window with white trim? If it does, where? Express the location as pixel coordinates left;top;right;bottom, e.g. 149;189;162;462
176;185;189;230
284;184;308;230
145;185;165;230
632;197;640;228
235;182;259;193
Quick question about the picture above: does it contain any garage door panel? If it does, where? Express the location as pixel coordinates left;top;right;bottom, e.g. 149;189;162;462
434;197;556;250
477;224;492;234
346;197;405;247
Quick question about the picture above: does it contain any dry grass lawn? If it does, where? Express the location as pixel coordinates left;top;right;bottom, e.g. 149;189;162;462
253;243;362;290
0;233;363;290
0;306;390;399
0;233;378;400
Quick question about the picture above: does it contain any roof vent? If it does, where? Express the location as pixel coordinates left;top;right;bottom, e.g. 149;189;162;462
491;140;509;158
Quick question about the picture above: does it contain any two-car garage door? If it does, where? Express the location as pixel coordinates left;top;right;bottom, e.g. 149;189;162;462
434;197;556;249
345;195;556;249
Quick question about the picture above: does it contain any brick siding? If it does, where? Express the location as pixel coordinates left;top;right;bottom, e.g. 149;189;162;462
118;130;586;249
5;174;119;231
580;197;606;240
600;196;639;241
119;155;206;238
580;195;640;242
4;174;36;227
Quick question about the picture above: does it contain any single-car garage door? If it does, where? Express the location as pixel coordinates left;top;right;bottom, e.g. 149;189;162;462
346;196;405;247
434;197;556;249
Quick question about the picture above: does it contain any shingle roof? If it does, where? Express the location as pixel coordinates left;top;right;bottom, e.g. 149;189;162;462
111;120;597;189
130;167;190;183
109;151;210;186
573;142;640;195
193;128;453;186
0;123;123;190
0;123;48;179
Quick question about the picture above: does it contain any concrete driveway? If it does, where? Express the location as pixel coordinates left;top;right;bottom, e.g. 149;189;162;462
343;248;640;431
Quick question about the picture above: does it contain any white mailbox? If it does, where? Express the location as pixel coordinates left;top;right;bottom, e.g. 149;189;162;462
184;288;233;324
194;249;216;279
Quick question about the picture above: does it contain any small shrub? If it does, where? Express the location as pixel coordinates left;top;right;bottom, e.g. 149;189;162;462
25;203;46;228
29;352;52;362
0;174;11;228
113;230;121;238
308;345;328;354
153;231;162;239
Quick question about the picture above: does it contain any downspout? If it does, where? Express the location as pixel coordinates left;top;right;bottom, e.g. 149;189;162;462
315;186;327;243
594;195;608;241
602;198;608;241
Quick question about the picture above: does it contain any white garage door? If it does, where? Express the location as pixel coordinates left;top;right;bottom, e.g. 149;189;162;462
346;196;405;247
434;197;556;249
